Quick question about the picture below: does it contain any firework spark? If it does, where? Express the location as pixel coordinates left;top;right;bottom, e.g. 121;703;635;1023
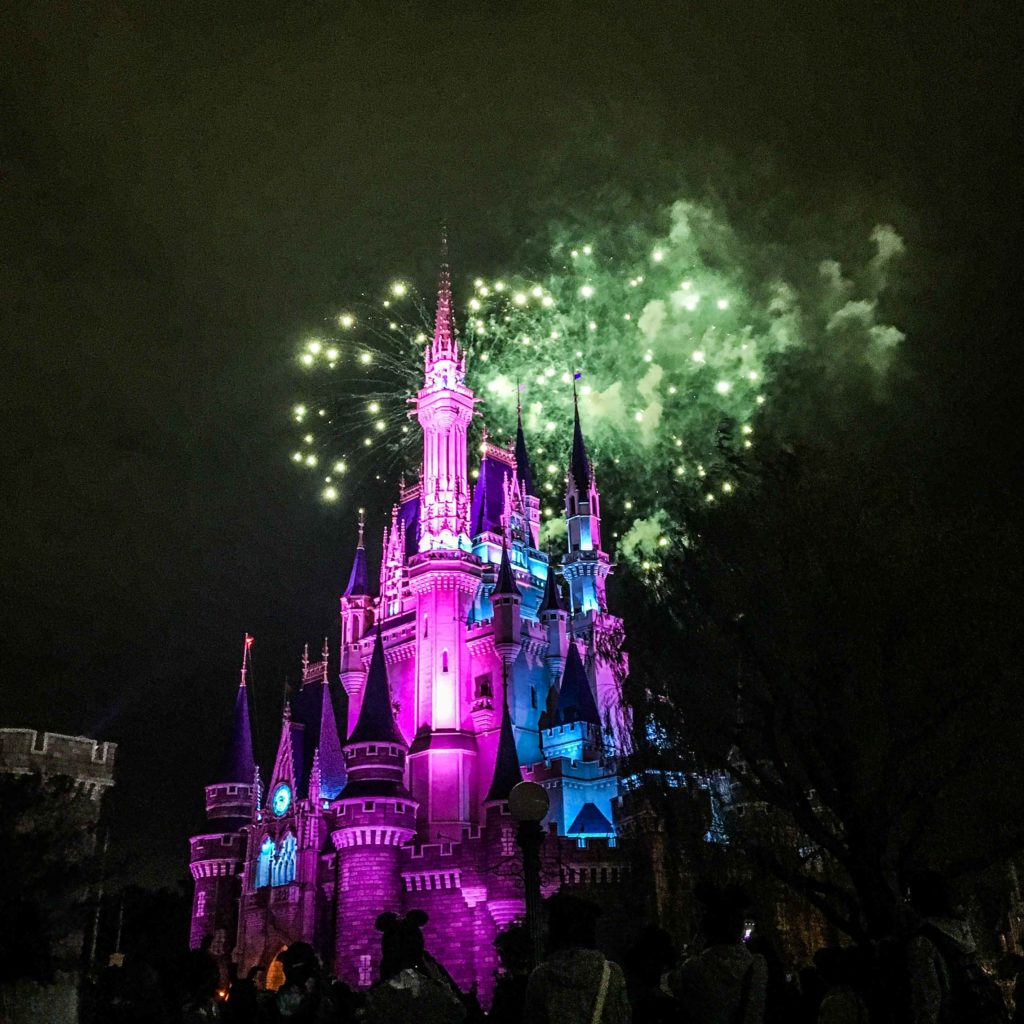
287;201;904;588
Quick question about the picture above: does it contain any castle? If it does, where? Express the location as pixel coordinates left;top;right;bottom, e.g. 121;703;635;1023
188;255;629;1000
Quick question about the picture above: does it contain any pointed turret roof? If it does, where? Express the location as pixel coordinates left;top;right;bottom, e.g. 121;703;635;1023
485;684;523;803
269;700;304;798
348;628;404;745
569;384;592;493
215;639;256;785
429;228;459;365
399;488;420;557
216;680;256;785
493;542;521;598
514;399;535;495
316;662;347;800
470;445;513;537
556;640;601;726
343;514;370;597
538;564;566;615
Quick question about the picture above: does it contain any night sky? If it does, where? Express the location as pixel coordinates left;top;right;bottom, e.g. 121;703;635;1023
1;3;1021;886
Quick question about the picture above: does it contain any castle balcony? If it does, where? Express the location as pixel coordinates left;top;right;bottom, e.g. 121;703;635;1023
409;548;481;568
270;882;302;905
470;697;494;730
190;857;244;880
561;550;612;573
407;552;482;595
205;783;253;821
190;832;246;865
331;800;417;850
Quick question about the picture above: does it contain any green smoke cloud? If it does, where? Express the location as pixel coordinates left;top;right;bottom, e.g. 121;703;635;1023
289;198;905;587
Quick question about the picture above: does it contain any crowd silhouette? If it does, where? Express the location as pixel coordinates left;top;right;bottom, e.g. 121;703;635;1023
81;876;1022;1023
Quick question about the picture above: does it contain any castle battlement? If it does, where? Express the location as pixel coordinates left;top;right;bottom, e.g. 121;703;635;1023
0;728;117;796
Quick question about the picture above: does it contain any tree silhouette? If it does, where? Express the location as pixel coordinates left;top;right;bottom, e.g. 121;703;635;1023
0;772;102;983
624;303;1024;946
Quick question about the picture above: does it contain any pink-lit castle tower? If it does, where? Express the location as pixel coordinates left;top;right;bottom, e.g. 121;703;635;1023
189;251;629;1000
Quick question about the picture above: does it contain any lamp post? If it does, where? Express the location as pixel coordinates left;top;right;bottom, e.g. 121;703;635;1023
509;779;550;969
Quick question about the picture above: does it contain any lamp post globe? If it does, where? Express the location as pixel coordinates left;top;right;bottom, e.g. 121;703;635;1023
509;780;550;823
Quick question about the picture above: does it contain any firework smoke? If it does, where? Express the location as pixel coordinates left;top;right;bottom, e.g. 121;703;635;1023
287;199;904;587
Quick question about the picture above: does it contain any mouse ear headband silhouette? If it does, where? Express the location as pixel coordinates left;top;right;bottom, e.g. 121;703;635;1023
405;909;428;928
375;912;400;933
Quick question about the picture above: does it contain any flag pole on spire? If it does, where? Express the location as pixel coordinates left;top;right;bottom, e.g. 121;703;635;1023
241;633;253;687
430;226;458;365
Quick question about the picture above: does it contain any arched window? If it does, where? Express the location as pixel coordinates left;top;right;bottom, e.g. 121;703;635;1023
256;837;273;888
569;495;577;517
272;833;297;886
442;649;449;673
423;614;429;639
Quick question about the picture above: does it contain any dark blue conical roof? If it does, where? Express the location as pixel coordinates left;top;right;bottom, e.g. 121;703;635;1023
515;407;535;495
347;629;404;745
493;542;521;598
400;492;420;557
538;564;566;614
556;641;601;726
485;686;523;803
343;523;370;597
471;452;512;537
216;681;256;784
570;398;592;493
316;679;347;798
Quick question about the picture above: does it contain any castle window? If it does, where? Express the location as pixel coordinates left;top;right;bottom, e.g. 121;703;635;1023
442;650;449;673
196;891;207;917
272;833;296;886
531;686;537;709
501;828;515;857
474;674;492;699
569;495;577;517
256;837;273;888
423;614;429;639
364;801;375;811
358;955;372;988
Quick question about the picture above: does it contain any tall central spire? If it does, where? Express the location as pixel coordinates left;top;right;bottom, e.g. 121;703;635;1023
415;229;476;551
429;226;459;367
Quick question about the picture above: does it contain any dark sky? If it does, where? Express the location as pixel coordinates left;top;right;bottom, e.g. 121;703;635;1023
1;2;1021;885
